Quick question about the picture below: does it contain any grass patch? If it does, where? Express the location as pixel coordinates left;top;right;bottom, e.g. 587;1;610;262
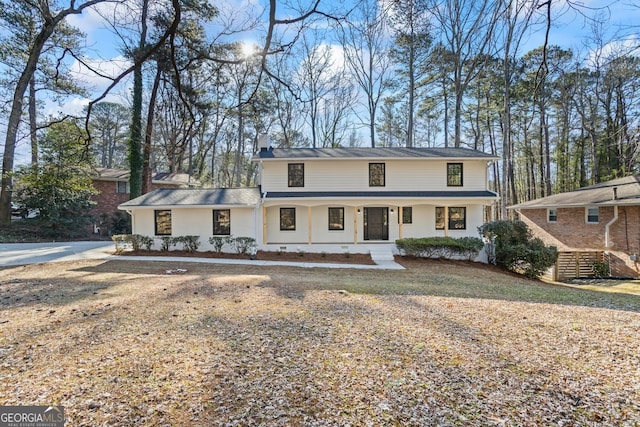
0;259;638;425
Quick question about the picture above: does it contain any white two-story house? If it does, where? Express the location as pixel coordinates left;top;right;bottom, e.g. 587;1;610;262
119;146;499;254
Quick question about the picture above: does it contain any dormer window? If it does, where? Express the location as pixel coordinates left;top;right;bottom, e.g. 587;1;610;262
288;163;304;187
369;163;385;187
447;163;463;186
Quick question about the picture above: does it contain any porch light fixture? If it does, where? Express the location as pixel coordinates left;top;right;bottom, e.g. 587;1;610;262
390;208;395;214
357;209;361;214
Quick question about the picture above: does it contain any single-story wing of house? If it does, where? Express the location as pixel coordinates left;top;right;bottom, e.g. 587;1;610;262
119;146;499;255
509;175;640;277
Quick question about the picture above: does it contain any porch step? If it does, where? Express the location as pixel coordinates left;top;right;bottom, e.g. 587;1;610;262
369;249;395;263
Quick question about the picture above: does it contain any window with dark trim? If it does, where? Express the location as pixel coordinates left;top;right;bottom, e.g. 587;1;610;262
116;181;130;194
288;163;304;187
447;163;463;187
435;207;466;230
402;207;413;224
213;209;231;235
154;210;172;235
280;208;296;230
369;163;385;187
328;207;344;230
586;207;599;223
548;208;557;223
449;207;466;229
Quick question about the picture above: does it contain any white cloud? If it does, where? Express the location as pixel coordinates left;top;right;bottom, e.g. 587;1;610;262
69;55;132;94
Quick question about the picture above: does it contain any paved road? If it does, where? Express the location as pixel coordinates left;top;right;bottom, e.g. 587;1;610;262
0;241;114;267
0;241;404;270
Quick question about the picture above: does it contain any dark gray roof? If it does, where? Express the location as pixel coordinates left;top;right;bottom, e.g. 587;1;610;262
94;167;196;186
509;175;640;209
265;190;498;199
255;147;498;160
119;188;261;208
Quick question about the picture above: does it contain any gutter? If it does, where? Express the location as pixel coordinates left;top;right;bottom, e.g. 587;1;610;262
604;205;619;248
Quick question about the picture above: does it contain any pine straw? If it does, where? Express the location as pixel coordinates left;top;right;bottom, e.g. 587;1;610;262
0;259;639;426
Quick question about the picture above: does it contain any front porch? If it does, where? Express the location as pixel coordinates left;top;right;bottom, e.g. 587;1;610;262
260;200;492;248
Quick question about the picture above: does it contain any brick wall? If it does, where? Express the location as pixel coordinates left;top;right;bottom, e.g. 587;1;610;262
90;180;184;219
90;180;130;220
518;206;640;276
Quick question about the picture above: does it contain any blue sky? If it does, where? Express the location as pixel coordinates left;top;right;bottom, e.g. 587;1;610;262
5;0;640;165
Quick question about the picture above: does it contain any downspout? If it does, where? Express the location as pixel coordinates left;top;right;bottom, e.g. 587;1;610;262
261;191;267;246
605;205;619;248
125;209;134;234
605;187;619;249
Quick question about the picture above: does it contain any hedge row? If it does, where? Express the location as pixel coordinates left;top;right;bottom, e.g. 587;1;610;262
111;234;256;255
395;236;484;261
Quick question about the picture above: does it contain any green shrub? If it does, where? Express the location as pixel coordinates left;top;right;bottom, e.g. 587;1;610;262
395;236;484;261
478;220;558;279
176;235;200;252
591;260;610;278
107;211;131;235
160;236;174;252
232;237;257;255
111;234;153;252
208;236;230;253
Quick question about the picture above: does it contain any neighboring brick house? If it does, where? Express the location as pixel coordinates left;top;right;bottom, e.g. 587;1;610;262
91;168;195;230
509;175;640;277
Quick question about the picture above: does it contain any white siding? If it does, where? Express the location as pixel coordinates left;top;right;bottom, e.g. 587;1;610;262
263;202;487;245
260;159;489;192
130;207;256;251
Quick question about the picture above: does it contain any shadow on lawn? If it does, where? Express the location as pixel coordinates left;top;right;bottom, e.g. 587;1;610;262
12;258;639;314
0;276;114;311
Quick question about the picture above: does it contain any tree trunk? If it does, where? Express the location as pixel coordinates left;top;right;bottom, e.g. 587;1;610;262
142;64;161;195
0;22;56;223
128;0;149;200
29;75;38;166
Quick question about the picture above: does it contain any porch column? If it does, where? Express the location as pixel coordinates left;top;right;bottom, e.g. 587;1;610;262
399;206;404;240
308;206;312;245
444;206;449;237
262;206;267;245
353;207;358;244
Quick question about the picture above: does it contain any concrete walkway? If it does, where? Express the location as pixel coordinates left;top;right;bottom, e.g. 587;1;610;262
0;241;404;270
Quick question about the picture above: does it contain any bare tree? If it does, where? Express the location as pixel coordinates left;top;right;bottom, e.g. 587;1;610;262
425;0;502;148
298;35;341;148
340;0;393;147
388;0;432;148
496;0;541;218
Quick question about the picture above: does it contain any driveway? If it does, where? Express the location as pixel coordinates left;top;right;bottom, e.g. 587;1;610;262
0;241;114;267
0;241;404;269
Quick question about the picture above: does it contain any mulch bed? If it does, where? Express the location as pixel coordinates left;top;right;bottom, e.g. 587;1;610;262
119;249;376;265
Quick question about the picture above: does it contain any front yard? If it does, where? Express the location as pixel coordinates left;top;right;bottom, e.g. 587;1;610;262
1;258;639;426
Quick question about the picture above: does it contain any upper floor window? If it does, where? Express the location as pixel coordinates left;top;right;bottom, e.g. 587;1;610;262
154;210;172;236
586;207;599;224
369;163;385;187
280;208;296;230
288;163;304;187
328;207;344;230
116;181;130;194
402;207;413;224
447;163;463;187
213;209;231;235
548;208;557;222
